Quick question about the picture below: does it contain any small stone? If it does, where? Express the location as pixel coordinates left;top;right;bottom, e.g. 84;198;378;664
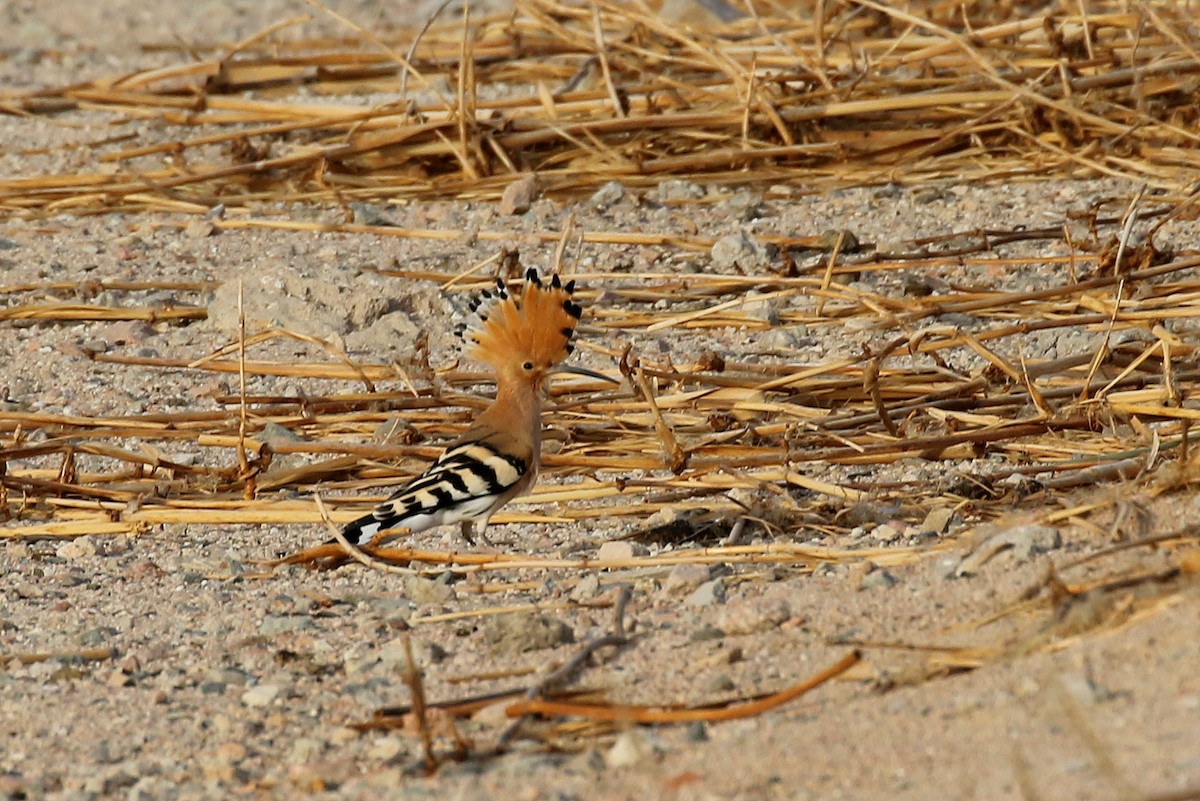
663;563;712;596
921;507;955;536
350;203;394;226
184;218;216;238
57;537;98;560
105;535;131;556
596;540;648;561
97;320;154;347
685;721;708;742
241;683;281;708
955;523;1063;577
716;595;791;634
290;736;325;764
605;730;657;768
721;189;765;221
710;231;776;271
483;614;574;654
259;615;315;635
287;760;355;792
13;582;43;599
403;575;454;604
871;524;903;543
472;700;511;727
498;174;540;215
589;180;626;209
689;624;726;642
842;501;900;526
814;228;860;252
705;674;735;693
569;574;601;601
0;237;18;251
643;505;679;529
78;626;116;647
216;742;247;762
259;421;305;445
378;638;413;668
860;568;898;590
84;767;136;796
367;736;405;762
684;578;725;608
655;179;705;202
330;727;360;746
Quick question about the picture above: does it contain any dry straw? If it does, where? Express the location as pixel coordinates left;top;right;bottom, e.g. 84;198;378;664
4;0;1200;212
4;0;1200;742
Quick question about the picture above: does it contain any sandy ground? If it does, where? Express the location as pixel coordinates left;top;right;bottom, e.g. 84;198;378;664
3;3;1200;801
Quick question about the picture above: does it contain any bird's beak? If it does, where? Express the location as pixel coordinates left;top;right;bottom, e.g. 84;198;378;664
553;364;620;384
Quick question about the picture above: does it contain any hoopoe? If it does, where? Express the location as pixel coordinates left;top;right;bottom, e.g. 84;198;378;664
342;268;611;547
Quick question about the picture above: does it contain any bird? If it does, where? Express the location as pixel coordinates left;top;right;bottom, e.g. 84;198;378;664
341;267;612;548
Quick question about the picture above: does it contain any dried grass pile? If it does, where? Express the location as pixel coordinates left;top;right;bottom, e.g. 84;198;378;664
2;0;1200;214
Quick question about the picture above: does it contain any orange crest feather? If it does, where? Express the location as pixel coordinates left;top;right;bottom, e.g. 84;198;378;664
462;268;582;374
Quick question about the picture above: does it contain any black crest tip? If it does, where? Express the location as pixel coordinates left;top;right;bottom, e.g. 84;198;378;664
564;279;576;294
563;300;583;318
525;267;541;285
551;273;562;288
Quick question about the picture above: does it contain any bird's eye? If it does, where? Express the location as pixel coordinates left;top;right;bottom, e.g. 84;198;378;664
523;361;534;370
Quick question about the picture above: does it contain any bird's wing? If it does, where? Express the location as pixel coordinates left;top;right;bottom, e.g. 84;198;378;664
342;441;531;545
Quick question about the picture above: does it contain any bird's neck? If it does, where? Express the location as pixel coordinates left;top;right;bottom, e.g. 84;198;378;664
483;377;544;447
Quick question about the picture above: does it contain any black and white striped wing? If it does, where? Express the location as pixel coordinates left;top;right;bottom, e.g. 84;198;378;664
342;442;529;545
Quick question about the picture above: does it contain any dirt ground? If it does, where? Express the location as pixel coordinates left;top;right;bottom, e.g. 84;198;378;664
3;3;1200;801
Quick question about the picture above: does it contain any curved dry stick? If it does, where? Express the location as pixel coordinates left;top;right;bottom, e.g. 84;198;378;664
505;649;860;723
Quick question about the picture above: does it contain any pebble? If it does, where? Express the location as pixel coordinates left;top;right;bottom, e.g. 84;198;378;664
241;683;281;708
589;180;626;208
97;320;154;347
378;637;413;668
921;507;956;536
183;218;215;238
596;540;648;561
259;615;315;635
350;203;394;226
569;573;601;601
289;737;326;764
663;563;712;595
710;231;776;271
720;189;765;221
605;730;657;768
56;537;98;560
498;174;541;215
859;568;899;591
871;523;903;543
690;624;726;642
655;179;705;202
684;578;726;608
259;421;305;444
78;626;116;646
717;595;791;634
955;523;1062;577
705;674;735;693
483;614;574;654
367;736;405;762
403;575;455;604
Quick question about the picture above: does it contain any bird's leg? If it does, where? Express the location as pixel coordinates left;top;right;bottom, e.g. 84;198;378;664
460;520;495;549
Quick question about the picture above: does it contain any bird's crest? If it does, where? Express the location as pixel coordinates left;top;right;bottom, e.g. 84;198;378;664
459;268;582;374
